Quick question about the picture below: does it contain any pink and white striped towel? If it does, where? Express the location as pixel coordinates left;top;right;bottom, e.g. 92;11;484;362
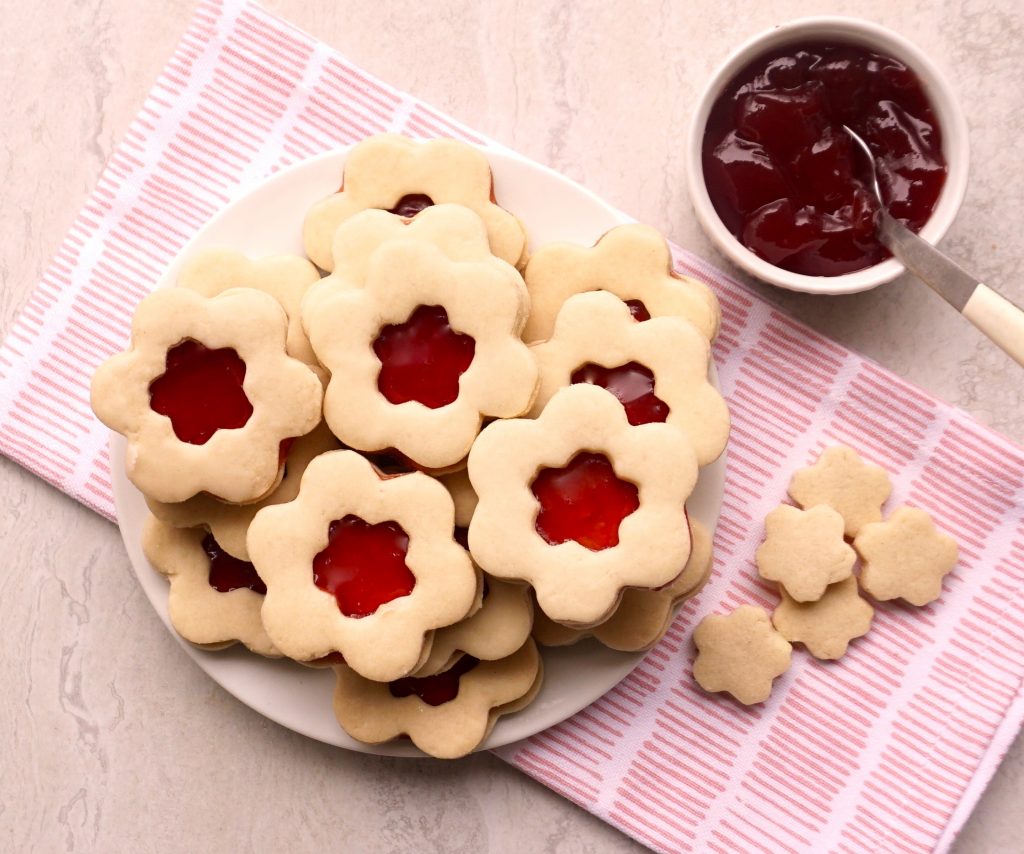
2;2;1023;851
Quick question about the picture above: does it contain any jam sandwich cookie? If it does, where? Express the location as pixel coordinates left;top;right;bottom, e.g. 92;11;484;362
91;287;323;504
247;449;480;681
331;639;542;759
520;223;720;343
468;383;699;627
303;134;527;271
528;291;729;466
772;576;874;660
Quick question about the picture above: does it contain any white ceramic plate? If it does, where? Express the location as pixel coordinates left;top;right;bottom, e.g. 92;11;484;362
111;145;726;756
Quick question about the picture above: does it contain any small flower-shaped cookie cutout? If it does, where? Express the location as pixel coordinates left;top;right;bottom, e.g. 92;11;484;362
142;515;278;657
755;504;856;602
91;288;323;504
303;134;527;271
247;449;480;681
692;605;792;705
529;291;729;466
773;576;874;660
789;445;893;537
332;639;543;759
854;506;958;606
468;383;698;626
521;223;720;343
308;239;538;470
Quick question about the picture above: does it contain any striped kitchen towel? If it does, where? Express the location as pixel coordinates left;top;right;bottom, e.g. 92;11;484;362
2;1;1023;851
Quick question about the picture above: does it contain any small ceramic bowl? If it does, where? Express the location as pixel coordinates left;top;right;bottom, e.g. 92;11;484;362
685;16;970;295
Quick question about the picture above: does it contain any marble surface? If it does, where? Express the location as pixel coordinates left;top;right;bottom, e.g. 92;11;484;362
1;0;1022;851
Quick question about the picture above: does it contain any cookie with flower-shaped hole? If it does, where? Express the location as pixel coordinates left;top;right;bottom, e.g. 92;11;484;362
91;287;323;504
529;291;729;466
331;639;542;759
142;515;279;657
308;239;538;470
303;134;527;271
247;449;480;681
521;223;719;343
468;383;698;627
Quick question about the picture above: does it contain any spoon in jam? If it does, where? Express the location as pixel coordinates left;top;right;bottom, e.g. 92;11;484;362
844;125;1024;367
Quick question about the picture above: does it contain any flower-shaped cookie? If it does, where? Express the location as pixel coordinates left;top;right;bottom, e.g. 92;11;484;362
303;134;527;271
854;506;958;606
308;239;538;470
521;223;720;343
247;449;480;681
468;383;699;626
529;291;729;466
755;504;856;602
773;576;874;660
141;515;278;657
692;605;792;705
91;287;323;504
789;445;893;537
332;639;542;759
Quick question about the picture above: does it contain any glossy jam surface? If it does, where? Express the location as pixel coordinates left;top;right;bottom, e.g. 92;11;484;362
703;42;946;276
571;361;670;426
149;340;253;444
388;655;480;706
373;305;476;409
624;299;651;322
202;534;267;595
312;515;416;617
387;193;435;218
531;452;640;550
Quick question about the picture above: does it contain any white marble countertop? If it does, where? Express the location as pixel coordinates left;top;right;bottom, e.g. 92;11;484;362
2;1;1022;851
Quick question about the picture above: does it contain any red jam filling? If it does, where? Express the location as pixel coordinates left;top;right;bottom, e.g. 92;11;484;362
702;42;946;276
312;515;416;617
373;305;476;409
202;533;266;595
531;452;639;550
570;361;670;426
388;655;480;706
624;299;651;322
386;193;435;218
149;340;253;445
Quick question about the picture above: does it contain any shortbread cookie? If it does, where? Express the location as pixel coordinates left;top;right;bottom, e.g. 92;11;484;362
141;515;278;657
332;639;542;759
521;224;720;343
439;467;477;532
755;504;856;602
529;291;729;465
468;383;698;626
772;576;874;660
303;134;527;270
854;506;958;606
247;449;480;681
692;605;792;705
91;287;323;504
789;445;893;537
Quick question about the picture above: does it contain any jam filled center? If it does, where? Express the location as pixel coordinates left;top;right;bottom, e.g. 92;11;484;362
373;305;476;409
149;340;253;445
624;299;651;322
202;533;266;595
388;655;480;706
531;452;640;551
312;515;416;617
386;193;435;218
571;361;670;426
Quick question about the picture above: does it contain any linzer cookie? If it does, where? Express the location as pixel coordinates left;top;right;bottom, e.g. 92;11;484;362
772;576;874;660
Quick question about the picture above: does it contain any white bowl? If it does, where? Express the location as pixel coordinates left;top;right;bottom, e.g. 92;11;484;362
685;16;970;295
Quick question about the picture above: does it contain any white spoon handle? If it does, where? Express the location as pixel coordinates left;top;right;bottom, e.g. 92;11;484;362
962;284;1024;367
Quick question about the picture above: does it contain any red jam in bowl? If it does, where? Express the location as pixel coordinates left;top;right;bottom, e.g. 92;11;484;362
702;42;946;276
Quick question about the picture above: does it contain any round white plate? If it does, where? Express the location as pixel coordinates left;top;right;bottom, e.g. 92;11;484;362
111;145;726;756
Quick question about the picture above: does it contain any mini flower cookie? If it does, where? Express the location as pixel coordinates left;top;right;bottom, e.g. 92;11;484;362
468;383;699;626
772;576;874;660
91;288;323;504
755;504;856;602
303;134;527;271
854;506;958;606
529;291;729;466
789;445;893;537
308;240;538;470
332;639;543;759
521;223;720;343
141;515;278;657
247;449;480;681
692;605;792;705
